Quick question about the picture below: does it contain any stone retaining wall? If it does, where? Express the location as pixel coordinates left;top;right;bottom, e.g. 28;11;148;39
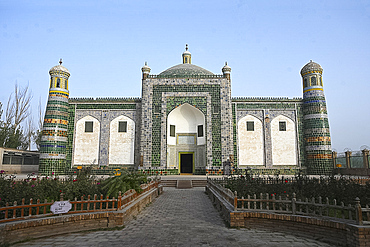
206;185;370;247
0;186;163;245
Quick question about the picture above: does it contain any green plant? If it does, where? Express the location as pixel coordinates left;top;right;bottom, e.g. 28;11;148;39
220;175;370;206
101;169;148;198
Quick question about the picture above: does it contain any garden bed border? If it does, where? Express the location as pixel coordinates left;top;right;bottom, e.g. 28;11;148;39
206;180;370;247
0;183;163;245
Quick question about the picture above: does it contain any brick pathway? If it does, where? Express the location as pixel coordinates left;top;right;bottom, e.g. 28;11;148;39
15;187;335;246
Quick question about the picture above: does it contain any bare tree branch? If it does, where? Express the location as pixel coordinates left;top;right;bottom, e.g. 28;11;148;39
38;97;43;130
5;91;15;125
13;83;32;130
25;113;34;150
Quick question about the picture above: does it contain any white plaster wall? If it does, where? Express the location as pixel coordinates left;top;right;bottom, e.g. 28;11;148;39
167;103;205;145
109;115;135;165
238;115;264;166
73;116;100;165
271;115;297;166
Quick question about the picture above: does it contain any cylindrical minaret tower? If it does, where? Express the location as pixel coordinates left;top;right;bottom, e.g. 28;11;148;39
222;62;231;80
141;62;151;80
39;59;70;175
301;60;332;175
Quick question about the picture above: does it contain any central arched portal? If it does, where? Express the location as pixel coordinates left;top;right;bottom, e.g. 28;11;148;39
167;103;206;174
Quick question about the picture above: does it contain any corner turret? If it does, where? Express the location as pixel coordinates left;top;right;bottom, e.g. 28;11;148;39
222;62;231;80
141;62;151;80
39;59;70;175
301;60;332;175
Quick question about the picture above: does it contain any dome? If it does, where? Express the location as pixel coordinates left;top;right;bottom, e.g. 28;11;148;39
49;65;70;74
183;50;191;55
158;63;214;77
49;59;70;75
300;60;323;75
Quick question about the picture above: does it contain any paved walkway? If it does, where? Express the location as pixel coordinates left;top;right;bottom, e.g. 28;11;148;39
15;188;334;247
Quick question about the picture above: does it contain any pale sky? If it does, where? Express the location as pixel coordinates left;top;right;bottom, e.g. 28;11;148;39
1;0;369;152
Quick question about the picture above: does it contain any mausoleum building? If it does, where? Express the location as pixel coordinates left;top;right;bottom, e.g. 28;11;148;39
39;46;332;175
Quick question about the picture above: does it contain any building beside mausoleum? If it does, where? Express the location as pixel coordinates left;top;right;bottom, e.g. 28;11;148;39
39;45;332;176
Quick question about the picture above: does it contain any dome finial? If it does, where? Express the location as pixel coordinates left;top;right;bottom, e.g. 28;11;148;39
182;44;191;64
59;58;63;65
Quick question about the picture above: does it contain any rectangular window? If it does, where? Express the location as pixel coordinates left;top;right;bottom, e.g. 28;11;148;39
85;121;93;132
118;121;127;132
24;157;34;165
198;125;204;137
246;121;254;131
11;156;23;165
2;156;11;164
170;125;175;137
154;105;161;113
213;105;220;114
279;121;286;131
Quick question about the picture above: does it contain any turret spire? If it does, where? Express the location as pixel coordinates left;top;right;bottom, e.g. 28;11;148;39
182;44;191;64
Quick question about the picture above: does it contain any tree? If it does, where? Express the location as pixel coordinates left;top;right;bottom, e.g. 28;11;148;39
0;83;33;150
5;83;32;131
33;97;44;151
25;114;35;150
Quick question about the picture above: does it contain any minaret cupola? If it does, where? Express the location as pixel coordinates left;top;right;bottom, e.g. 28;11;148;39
141;62;151;80
182;44;191;64
300;60;323;90
49;59;70;91
222;62;231;80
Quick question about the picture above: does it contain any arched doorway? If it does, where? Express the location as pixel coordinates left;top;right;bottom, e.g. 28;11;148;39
167;103;206;174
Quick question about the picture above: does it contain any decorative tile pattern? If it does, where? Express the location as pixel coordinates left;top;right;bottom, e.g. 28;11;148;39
232;98;304;170
140;78;233;169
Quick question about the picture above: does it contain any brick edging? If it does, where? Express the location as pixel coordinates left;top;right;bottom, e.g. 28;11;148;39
206;185;370;247
0;186;162;245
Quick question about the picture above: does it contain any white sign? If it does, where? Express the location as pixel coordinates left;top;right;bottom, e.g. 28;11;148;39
50;201;72;214
178;135;195;145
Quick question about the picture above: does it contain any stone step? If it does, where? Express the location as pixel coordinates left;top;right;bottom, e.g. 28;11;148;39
161;179;208;188
177;180;192;189
161;180;177;187
192;180;208;187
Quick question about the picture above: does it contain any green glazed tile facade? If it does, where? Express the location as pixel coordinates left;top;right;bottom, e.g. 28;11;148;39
39;52;333;176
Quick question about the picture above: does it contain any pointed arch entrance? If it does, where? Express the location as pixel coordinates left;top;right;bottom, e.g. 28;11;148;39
167;103;206;174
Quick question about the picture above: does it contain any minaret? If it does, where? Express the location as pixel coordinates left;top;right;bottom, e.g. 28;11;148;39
222;62;231;80
39;59;70;175
301;60;332;175
182;44;191;64
141;62;151;80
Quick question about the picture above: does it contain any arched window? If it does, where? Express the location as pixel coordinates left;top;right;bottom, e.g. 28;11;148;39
56;78;60;88
271;115;297;166
311;76;317;86
109;115;135;165
74;116;100;165
304;78;308;88
237;115;263;166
